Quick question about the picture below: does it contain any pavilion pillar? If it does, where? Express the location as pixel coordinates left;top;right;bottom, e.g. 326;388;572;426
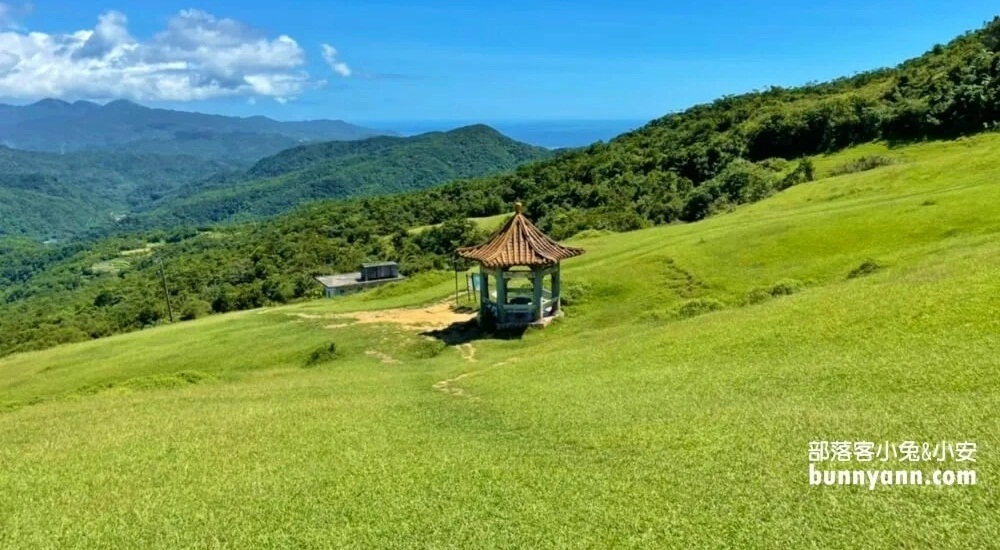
551;265;561;313
496;269;508;323
479;267;489;311
532;268;543;321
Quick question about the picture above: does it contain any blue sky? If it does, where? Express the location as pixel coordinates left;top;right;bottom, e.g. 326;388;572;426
1;1;999;123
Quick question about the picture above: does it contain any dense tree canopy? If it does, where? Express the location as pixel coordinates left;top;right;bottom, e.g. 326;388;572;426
138;125;553;228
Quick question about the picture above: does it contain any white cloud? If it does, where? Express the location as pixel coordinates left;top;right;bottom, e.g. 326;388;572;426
0;8;348;102
321;43;351;77
73;10;133;59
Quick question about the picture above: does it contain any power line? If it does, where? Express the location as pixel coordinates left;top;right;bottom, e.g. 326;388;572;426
156;258;174;323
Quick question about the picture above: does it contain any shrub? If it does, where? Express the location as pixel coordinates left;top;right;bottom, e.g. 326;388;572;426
744;288;773;305
829;155;896;176
680;186;718;222
676;298;724;318
305;342;338;367
768;278;803;296
778;158;815;190
848;259;885;279
179;299;213;321
744;279;805;305
711;159;779;204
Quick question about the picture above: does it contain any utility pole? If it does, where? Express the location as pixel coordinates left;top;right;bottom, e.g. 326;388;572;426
453;256;460;306
156;258;174;323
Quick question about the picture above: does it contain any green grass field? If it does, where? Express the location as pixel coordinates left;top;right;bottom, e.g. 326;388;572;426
408;212;512;235
1;136;998;548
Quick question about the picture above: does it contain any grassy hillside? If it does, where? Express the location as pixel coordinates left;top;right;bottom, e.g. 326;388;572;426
143;125;553;227
409;212;512;234
0;136;996;547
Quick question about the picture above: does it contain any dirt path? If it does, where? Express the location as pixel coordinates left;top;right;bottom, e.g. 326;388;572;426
458;343;477;362
433;371;478;399
433;356;521;399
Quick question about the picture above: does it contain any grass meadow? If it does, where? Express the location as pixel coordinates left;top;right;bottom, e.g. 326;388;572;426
0;135;998;547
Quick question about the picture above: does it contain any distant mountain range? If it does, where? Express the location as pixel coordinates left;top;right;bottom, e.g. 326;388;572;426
0;98;394;163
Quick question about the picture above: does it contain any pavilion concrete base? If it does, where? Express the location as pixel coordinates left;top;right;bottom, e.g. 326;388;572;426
486;309;563;330
475;263;565;330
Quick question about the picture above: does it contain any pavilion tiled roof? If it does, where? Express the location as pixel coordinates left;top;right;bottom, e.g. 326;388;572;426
457;203;585;268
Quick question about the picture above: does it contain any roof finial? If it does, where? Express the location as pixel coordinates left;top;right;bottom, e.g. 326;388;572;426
514;201;524;214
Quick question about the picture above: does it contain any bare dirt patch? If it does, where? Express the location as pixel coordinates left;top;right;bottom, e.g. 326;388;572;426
340;302;475;331
289;302;474;331
291;313;336;320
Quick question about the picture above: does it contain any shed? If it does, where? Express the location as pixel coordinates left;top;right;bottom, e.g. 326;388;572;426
315;261;405;297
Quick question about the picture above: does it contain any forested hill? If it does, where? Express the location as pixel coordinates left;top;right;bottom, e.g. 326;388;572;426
0;124;548;239
5;17;1000;357
0;147;231;239
138;125;554;227
0;99;392;162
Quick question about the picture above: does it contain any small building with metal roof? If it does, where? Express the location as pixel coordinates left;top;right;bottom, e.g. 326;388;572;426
315;261;404;297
